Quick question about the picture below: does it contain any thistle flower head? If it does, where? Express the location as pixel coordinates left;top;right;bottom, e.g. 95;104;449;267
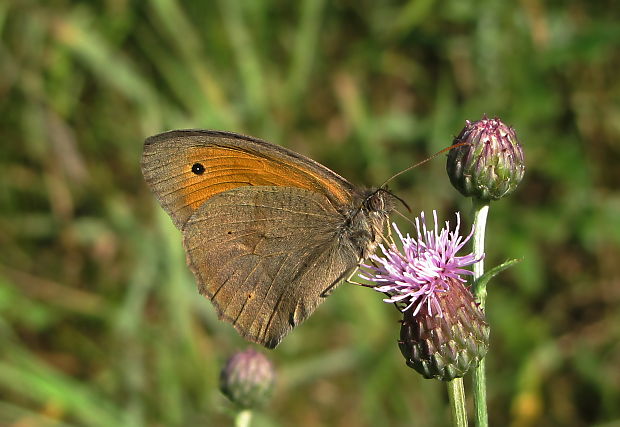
360;211;480;317
360;211;489;381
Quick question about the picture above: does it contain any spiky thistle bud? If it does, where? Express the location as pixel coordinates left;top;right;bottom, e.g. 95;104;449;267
447;116;525;201
399;277;489;381
360;211;489;381
220;348;275;409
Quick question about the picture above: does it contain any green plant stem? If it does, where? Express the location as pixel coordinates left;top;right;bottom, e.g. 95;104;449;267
472;357;487;427
235;409;252;427
447;378;468;427
471;198;490;427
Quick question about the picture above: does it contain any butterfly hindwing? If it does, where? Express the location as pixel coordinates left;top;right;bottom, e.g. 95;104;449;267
182;186;360;348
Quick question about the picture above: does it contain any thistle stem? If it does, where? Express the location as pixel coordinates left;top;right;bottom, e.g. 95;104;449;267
447;378;468;427
235;409;252;427
471;198;490;427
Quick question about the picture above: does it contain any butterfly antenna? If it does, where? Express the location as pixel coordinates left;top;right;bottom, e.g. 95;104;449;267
379;141;471;188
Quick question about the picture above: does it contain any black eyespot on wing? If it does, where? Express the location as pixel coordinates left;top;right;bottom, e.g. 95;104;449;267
192;163;205;175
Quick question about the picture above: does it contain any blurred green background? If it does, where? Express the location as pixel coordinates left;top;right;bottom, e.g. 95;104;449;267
1;0;619;426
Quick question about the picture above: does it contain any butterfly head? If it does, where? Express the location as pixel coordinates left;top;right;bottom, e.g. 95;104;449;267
363;187;408;216
341;188;396;259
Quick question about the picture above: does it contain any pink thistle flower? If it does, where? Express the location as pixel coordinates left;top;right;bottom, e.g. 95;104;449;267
359;211;489;380
360;211;481;317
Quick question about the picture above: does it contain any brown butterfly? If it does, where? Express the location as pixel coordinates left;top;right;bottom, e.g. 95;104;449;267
141;130;396;348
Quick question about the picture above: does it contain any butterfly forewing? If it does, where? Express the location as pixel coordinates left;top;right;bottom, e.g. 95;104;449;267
141;130;358;229
182;186;360;348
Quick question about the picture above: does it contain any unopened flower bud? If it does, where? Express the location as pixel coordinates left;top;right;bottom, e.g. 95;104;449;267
220;348;275;408
399;278;489;381
447;116;525;201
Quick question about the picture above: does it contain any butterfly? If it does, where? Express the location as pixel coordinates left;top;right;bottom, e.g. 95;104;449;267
141;130;396;348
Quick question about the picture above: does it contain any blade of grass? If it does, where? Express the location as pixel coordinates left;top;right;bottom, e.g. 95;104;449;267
286;0;326;106
217;0;268;126
0;347;124;427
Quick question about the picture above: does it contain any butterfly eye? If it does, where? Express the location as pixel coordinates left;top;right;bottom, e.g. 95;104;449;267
367;193;384;211
192;163;205;175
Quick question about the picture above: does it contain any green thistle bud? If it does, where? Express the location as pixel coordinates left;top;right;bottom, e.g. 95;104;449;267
447;116;525;201
220;348;275;409
399;278;490;381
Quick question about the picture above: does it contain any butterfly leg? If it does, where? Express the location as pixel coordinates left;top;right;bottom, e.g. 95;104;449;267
346;261;406;313
386;221;393;241
320;260;368;297
380;229;397;247
343;260;377;289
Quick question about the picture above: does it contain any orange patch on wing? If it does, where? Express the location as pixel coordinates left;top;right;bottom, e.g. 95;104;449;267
180;146;353;214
